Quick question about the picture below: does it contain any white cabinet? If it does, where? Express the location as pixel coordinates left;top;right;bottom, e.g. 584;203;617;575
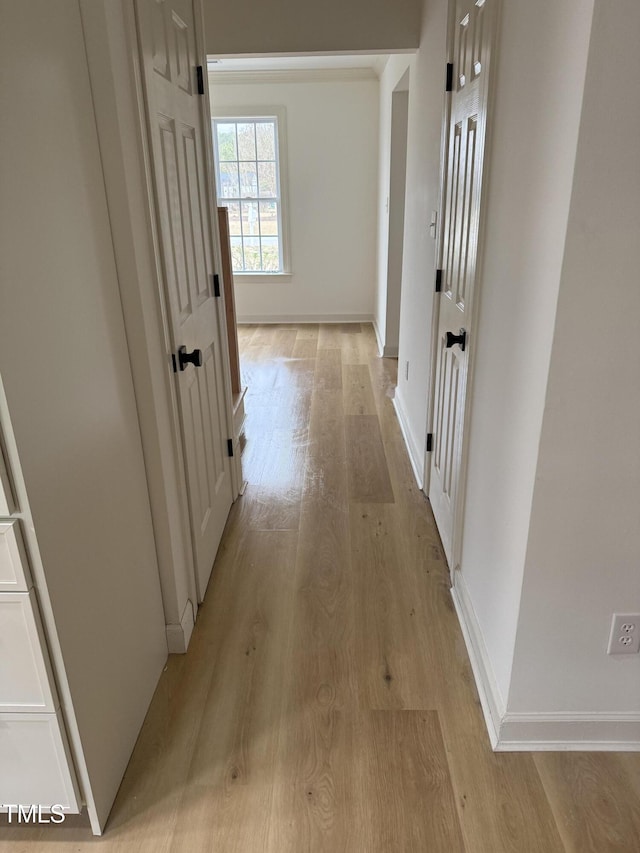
0;445;16;517
0;519;32;592
0;420;81;816
0;712;80;811
0;591;59;712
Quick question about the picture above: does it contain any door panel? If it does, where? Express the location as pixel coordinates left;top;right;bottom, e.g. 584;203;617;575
137;0;233;599
429;0;497;567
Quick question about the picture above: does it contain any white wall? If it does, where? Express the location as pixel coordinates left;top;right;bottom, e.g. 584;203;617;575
393;0;448;481
375;57;410;352
204;0;421;55
210;74;379;322
507;0;640;720
458;0;595;710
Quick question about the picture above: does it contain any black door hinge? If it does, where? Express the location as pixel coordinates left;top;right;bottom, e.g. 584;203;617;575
435;269;443;293
426;433;433;452
213;273;221;297
227;438;234;457
446;63;454;93
196;65;205;95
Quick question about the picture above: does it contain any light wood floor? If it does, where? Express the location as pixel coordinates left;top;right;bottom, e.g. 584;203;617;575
2;323;639;851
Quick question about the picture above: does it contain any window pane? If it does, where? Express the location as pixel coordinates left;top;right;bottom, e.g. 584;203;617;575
230;236;244;271
261;237;280;271
216;123;237;161
225;201;241;236
239;162;258;197
237;123;256;160
259;201;278;236
256;122;276;160
219;162;239;198
258;162;277;198
240;201;259;237
243;237;261;271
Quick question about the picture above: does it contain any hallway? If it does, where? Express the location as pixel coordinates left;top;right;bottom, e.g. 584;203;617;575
2;323;639;851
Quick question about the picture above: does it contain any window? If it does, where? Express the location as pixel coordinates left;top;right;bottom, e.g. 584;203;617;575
212;114;289;275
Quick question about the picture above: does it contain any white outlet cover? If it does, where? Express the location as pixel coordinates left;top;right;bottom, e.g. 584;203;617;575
607;613;640;655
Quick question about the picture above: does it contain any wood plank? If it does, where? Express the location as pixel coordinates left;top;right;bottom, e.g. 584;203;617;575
268;388;359;852
318;324;343;347
315;348;342;390
350;503;441;710
343;363;377;415
359;711;465;852
534;752;640;853
248;428;307;531
270;328;298;358
168;530;298;852
237;323;258;346
345;414;394;503
291;337;318;359
295;324;319;341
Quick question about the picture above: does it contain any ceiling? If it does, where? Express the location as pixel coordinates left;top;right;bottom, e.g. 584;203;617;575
207;53;391;77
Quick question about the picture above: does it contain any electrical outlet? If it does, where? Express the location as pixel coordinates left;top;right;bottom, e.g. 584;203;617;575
607;613;640;655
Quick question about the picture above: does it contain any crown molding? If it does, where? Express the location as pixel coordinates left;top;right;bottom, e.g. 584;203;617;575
208;67;378;86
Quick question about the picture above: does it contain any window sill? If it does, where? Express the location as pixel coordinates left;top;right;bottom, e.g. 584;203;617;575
233;272;293;284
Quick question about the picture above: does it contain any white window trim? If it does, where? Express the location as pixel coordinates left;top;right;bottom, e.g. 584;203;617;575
211;105;292;280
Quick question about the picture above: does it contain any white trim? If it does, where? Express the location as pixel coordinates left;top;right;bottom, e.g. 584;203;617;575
235;272;293;283
209;68;378;86
210;105;292;277
450;573;505;748
373;318;385;356
452;572;640;751
165;599;196;654
497;713;640;751
237;313;373;324
392;390;424;489
373;317;399;358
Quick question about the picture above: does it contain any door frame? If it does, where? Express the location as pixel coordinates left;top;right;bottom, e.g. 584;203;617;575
424;0;502;575
80;0;241;650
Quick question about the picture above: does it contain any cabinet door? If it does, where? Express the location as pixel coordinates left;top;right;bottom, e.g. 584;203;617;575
0;443;16;516
0;520;32;592
0;590;58;712
0;711;80;812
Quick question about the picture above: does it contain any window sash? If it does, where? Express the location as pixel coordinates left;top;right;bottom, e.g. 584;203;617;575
213;117;285;274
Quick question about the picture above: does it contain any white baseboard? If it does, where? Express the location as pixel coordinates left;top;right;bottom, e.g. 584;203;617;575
236;313;374;324
373;318;384;356
165;599;195;654
452;573;640;751
497;712;640;751
392;391;424;489
451;574;504;748
372;318;399;357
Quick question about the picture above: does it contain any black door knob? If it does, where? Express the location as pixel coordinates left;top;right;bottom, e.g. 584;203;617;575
178;345;203;371
445;329;466;351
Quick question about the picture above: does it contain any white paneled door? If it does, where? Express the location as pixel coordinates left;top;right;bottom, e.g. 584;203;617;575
429;0;498;567
136;0;233;599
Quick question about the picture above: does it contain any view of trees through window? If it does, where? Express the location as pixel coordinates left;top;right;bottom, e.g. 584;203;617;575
213;118;282;273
